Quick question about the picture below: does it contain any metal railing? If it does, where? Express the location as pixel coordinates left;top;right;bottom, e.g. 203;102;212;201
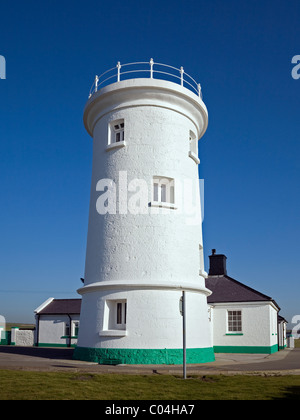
88;59;203;99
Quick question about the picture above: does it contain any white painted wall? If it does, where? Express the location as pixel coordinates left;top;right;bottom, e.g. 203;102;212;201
78;288;212;350
211;302;278;349
37;315;80;346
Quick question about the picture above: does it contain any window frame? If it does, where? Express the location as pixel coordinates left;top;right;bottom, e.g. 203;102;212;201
64;320;79;338
100;299;128;336
64;322;70;337
199;244;205;276
189;130;200;164
73;321;79;337
151;176;177;210
107;119;126;151
116;301;127;329
227;310;243;334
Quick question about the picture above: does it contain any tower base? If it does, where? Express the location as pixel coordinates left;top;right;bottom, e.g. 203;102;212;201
73;346;215;365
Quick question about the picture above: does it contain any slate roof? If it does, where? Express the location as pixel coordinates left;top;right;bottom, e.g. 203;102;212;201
38;298;81;315
205;250;281;310
205;275;280;310
278;314;288;323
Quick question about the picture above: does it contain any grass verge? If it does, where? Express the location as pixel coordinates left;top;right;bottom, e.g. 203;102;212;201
0;370;299;400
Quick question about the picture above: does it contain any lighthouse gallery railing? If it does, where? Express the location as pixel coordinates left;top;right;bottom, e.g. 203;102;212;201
88;59;203;99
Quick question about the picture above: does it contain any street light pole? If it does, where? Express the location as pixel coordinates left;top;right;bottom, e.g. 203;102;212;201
182;290;186;379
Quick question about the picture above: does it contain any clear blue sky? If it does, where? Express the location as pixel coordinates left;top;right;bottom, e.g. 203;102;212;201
0;0;299;327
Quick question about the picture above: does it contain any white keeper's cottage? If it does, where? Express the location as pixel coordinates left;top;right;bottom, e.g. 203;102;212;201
205;250;287;354
34;298;81;348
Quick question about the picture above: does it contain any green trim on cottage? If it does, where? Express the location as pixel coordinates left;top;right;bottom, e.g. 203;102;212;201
214;344;278;354
37;343;77;348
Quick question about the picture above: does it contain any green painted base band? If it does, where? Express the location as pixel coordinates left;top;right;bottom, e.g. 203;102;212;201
214;344;278;354
73;346;215;365
37;343;77;348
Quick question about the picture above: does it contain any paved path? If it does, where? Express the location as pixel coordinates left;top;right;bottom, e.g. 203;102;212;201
0;346;299;375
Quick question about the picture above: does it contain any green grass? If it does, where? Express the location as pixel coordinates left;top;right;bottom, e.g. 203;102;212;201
0;370;299;400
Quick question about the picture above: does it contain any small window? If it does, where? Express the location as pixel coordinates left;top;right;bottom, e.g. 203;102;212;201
116;301;127;326
104;299;127;331
110;120;124;144
115;301;126;329
227;310;242;332
153;177;175;204
189;130;200;164
65;322;70;336
189;131;197;154
199;244;205;275
73;321;79;336
117;302;122;324
65;321;79;336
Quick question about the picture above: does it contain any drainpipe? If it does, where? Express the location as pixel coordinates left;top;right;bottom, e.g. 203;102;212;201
36;314;40;347
67;314;72;348
277;314;280;351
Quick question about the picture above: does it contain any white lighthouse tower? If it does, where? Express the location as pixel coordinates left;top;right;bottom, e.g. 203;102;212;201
73;60;214;364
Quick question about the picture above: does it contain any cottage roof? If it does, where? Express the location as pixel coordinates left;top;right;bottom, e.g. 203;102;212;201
206;275;278;305
205;250;280;310
36;298;81;315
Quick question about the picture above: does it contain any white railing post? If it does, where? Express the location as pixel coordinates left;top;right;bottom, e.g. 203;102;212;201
180;66;184;86
117;61;121;82
150;58;154;79
198;83;202;98
95;75;99;93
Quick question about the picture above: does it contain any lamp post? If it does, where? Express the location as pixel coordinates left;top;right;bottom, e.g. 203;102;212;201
180;291;187;379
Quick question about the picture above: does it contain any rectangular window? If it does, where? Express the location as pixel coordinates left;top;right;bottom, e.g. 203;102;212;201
227;310;242;332
189;130;197;155
153;177;175;204
199;244;205;275
65;321;79;337
111;120;124;144
153;182;159;202
73;321;79;336
115;301;127;329
65;322;70;336
107;119;126;151
189;130;200;164
100;299;128;336
104;300;127;330
117;302;122;324
161;184;167;202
